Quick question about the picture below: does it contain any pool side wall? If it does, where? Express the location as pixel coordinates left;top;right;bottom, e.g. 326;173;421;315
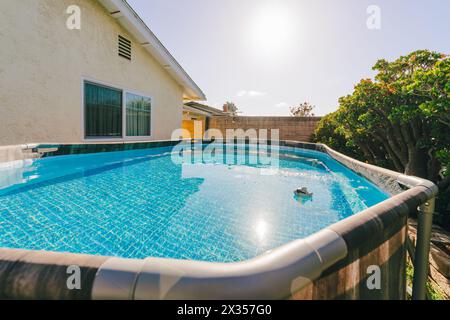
0;248;107;299
281;140;436;299
291;190;415;300
0;140;438;300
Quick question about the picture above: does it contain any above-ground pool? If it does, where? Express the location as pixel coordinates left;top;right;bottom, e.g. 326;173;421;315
0;143;388;262
0;141;438;299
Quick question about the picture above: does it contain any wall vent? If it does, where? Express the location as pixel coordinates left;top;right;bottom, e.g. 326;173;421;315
118;35;131;60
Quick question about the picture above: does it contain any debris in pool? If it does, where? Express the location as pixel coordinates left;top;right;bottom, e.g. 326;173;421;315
294;187;313;197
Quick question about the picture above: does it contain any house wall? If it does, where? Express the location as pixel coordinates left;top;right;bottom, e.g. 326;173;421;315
182;111;206;139
208;116;322;142
0;0;184;146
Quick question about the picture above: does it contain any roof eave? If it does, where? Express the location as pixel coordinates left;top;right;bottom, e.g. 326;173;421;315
97;0;206;101
183;105;212;116
184;102;227;116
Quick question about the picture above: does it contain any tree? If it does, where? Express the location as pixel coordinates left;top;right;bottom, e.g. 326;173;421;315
408;55;450;179
290;102;315;117
313;50;450;226
223;101;239;115
311;112;365;162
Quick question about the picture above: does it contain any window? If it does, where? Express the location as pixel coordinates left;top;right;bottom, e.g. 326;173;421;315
83;81;152;139
126;93;151;137
84;82;122;138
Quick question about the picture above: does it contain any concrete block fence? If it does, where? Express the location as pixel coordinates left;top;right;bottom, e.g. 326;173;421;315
208;116;322;142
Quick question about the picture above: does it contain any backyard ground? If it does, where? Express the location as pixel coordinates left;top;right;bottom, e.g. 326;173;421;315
408;221;450;300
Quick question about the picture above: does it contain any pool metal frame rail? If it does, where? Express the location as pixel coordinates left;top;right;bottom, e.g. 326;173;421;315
0;140;438;300
321;143;437;300
413;197;435;300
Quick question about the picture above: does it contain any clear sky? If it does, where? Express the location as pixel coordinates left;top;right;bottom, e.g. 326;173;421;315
128;0;450;116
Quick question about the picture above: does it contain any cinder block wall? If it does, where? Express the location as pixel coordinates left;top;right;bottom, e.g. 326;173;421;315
208;116;322;142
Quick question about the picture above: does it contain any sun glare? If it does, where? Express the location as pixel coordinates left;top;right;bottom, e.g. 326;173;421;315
254;219;269;243
249;4;297;58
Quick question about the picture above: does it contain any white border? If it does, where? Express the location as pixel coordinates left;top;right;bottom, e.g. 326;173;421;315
81;76;153;142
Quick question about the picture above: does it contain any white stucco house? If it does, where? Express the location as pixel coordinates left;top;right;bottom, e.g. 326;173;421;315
0;0;206;146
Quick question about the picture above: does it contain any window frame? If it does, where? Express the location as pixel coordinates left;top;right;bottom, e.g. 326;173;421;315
81;78;153;142
124;90;153;140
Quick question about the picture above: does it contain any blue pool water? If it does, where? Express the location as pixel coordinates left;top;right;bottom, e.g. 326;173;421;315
0;144;389;262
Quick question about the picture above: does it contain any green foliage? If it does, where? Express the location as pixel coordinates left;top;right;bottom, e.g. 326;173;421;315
312;112;364;161
436;149;450;177
313;50;450;227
